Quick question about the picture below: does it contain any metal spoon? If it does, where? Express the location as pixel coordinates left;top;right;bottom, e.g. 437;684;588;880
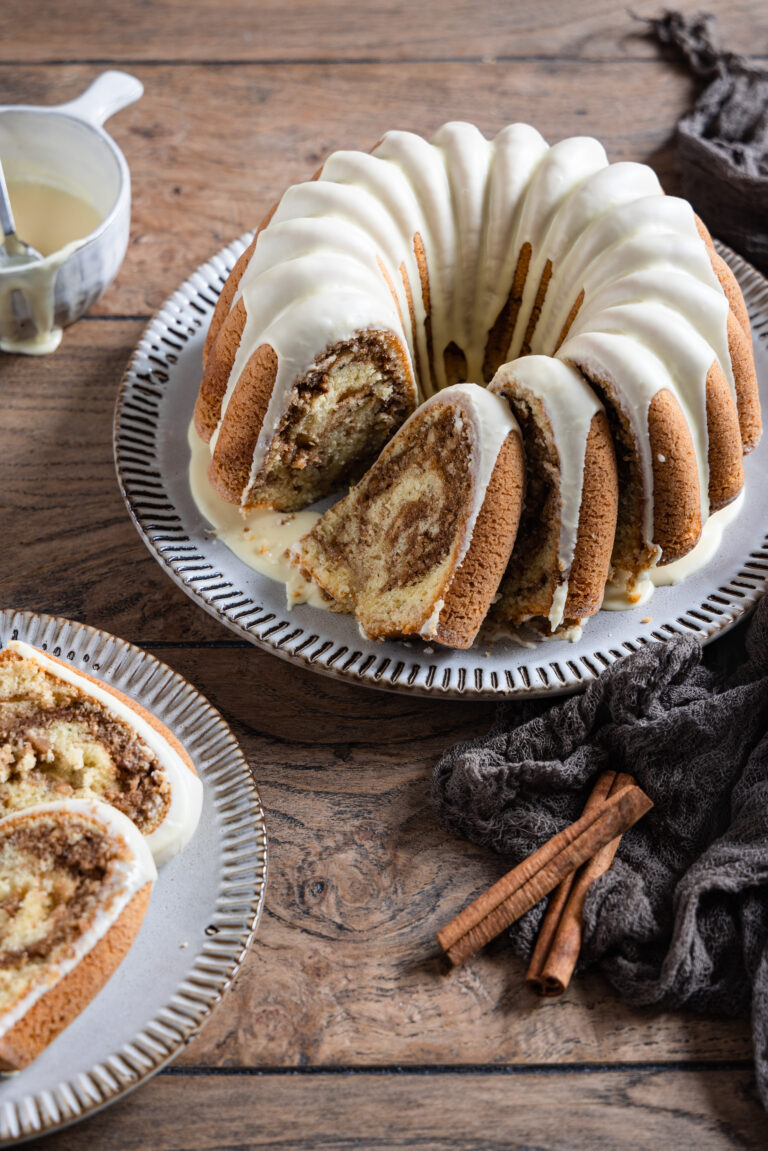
0;156;43;268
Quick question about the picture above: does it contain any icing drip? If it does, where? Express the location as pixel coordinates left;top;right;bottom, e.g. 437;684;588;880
602;490;745;608
650;489;745;587
491;356;603;631
189;420;327;610
0;239;83;356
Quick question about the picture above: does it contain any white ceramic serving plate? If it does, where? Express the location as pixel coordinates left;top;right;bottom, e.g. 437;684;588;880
0;611;267;1145
115;241;768;700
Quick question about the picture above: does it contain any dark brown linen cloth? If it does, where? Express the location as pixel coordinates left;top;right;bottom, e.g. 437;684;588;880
431;596;768;1105
643;10;768;274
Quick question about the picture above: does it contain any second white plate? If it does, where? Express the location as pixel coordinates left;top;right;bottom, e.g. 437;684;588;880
0;611;267;1144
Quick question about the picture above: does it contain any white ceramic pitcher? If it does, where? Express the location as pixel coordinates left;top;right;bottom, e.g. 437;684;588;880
0;70;143;353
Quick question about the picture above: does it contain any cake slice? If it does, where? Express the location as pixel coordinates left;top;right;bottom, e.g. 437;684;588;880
489;357;619;635
291;383;524;648
0;799;156;1070
0;642;203;866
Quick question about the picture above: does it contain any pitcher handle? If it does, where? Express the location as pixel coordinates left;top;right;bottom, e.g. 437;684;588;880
54;70;143;127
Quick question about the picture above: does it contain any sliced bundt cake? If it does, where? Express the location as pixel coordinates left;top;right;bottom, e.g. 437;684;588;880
292;384;524;648
194;120;761;642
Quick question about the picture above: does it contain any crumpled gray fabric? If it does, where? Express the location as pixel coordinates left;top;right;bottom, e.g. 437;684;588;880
431;596;768;1106
642;10;768;274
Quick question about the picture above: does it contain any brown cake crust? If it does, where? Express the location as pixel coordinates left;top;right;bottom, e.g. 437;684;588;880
208;340;279;503
203;235;257;365
562;411;619;622
486;373;618;632
483;242;532;381
694;213;761;452
693;213;716;254
711;250;752;345
412;232;437;393
433;428;524;649
520;259;552;357
577;372;702;573
554;289;584;353
727;309;762;452
398;258;423;391
648;388;703;564
0;882;151;1071
705;361;745;509
195;298;250;443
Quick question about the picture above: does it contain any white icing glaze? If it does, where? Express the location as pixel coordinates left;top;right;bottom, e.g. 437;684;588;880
601;569;656;611
0;176;104;356
6;641;202;866
5;179;102;259
490;356;603;631
0;798;156;1041
420;598;445;640
204;120;741;601
188;419;327;610
651;489;745;587
602;491;745;608
0;238;82;356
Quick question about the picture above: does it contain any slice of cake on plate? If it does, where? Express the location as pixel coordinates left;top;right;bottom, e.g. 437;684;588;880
0;641;203;866
0;799;156;1070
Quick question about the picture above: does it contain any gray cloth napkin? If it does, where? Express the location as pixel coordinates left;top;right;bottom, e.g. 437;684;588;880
431;596;768;1106
642;10;768;274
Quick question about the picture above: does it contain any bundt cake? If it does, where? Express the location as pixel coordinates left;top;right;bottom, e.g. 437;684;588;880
0;799;156;1070
0;641;203;865
292;383;525;647
194;121;760;643
488;358;618;636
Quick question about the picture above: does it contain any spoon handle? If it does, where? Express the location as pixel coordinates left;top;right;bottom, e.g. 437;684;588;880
0;157;17;241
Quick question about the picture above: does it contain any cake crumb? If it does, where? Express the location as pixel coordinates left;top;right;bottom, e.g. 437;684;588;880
641;616;652;624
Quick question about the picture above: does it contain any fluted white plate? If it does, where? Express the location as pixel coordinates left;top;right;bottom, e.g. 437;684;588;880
0;611;267;1145
115;240;768;699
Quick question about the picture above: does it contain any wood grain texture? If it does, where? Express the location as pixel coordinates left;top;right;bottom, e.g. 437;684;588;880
0;320;224;641
23;1069;767;1150
0;60;702;317
1;0;765;1143
0;0;765;62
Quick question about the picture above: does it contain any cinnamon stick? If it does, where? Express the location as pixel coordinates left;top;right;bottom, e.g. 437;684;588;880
526;772;634;997
524;771;615;992
437;780;652;968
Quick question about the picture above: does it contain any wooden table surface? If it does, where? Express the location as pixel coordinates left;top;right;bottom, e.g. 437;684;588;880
2;1;767;1146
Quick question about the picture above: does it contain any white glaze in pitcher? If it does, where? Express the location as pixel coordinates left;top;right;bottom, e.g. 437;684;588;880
0;71;143;353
